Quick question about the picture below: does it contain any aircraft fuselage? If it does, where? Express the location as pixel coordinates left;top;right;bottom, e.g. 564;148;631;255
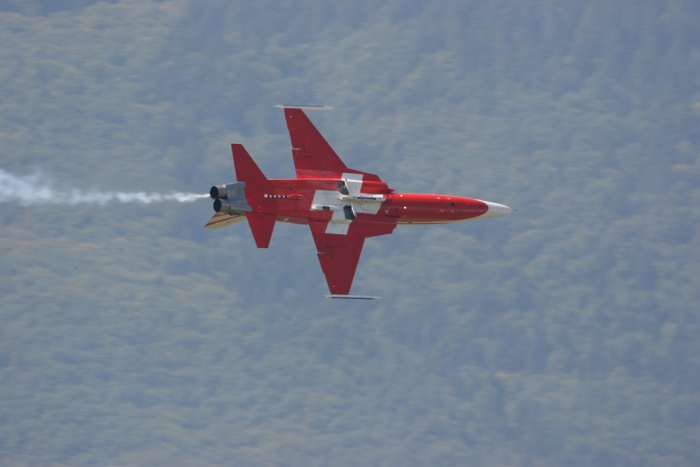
240;178;510;227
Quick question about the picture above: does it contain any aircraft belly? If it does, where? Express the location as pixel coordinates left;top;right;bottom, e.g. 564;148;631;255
275;215;309;225
396;213;487;224
326;222;350;235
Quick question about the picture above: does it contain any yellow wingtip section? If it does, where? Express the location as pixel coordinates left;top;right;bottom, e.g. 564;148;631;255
204;212;246;229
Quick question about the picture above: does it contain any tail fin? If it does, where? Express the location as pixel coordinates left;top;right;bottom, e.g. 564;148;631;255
246;212;276;248
230;144;275;248
232;144;268;183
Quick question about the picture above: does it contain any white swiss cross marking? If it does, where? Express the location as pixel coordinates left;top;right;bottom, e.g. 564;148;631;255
310;173;385;235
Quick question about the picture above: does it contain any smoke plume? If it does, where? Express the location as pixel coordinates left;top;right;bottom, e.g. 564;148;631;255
0;168;209;206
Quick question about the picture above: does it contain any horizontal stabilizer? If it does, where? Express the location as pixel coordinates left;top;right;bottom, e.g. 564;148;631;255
246;212;276;248
323;295;381;300
232;144;268;183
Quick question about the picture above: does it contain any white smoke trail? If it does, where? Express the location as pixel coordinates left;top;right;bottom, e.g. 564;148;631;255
0;168;209;206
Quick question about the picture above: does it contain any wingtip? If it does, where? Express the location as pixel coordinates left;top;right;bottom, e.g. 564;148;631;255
275;105;333;111
322;294;381;300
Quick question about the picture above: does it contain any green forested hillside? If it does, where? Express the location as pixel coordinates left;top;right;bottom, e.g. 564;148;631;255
1;1;699;466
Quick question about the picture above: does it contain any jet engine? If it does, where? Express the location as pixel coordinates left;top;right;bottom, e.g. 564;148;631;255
210;184;228;199
210;182;251;214
213;198;234;214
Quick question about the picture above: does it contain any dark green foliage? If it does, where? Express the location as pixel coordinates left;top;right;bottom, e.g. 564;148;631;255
0;1;699;466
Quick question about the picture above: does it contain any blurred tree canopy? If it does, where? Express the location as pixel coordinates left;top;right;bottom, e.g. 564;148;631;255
0;0;698;466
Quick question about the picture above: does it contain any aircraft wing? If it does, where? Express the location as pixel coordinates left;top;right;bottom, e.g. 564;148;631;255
309;220;396;295
280;107;382;181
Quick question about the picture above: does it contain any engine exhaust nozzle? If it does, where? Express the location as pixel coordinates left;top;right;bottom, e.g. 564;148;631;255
210;185;228;199
213;198;234;213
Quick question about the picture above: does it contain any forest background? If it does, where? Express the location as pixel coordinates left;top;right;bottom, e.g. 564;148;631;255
0;0;699;466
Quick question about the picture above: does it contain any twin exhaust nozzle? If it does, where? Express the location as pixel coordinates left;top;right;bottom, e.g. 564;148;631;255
210;183;251;214
210;185;228;200
210;185;232;213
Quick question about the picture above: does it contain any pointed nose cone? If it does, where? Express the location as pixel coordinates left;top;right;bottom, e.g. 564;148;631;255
481;201;512;218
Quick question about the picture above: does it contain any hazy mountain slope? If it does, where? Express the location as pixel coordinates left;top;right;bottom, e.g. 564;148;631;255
0;1;698;466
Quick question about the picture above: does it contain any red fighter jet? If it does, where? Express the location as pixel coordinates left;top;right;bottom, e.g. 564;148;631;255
206;106;512;299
